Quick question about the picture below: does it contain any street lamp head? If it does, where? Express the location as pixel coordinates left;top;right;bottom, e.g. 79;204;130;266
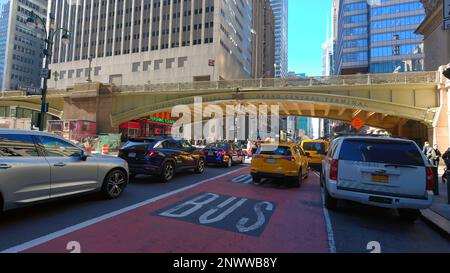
61;31;70;45
26;15;36;28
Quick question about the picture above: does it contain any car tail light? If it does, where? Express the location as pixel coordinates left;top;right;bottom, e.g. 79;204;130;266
426;167;434;191
281;156;296;161
217;151;226;156
145;150;159;158
330;159;339;180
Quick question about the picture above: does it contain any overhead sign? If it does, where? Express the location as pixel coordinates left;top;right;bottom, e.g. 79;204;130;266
445;19;450;30
351;117;366;130
41;68;51;79
148;116;175;124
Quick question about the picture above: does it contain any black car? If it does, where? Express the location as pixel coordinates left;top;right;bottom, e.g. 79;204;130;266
119;138;205;182
202;142;246;167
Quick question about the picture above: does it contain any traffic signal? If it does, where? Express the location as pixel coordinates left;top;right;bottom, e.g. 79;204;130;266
443;67;450;80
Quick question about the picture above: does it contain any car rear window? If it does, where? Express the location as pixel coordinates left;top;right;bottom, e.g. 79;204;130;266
257;146;292;156
121;141;155;150
303;142;326;152
339;139;425;166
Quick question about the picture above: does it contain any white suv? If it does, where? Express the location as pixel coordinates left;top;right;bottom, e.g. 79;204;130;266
321;136;433;222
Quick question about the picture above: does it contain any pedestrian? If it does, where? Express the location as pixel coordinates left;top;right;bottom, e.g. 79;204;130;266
427;144;441;167
422;141;431;156
442;147;450;184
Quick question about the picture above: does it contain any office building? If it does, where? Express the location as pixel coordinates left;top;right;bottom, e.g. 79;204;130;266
252;0;275;78
322;39;333;76
0;0;47;91
416;0;450;71
333;0;425;75
47;0;260;87
269;0;288;78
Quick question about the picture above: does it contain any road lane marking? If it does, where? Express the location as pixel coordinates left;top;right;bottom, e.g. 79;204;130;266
313;171;337;253
154;192;276;237
0;167;246;253
231;174;253;184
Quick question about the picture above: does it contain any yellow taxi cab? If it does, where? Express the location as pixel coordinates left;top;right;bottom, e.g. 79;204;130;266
300;139;329;170
251;142;309;187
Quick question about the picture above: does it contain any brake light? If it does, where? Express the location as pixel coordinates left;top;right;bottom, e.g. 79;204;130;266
145;150;159;158
217;151;226;156
426;167;434;191
330;159;339;180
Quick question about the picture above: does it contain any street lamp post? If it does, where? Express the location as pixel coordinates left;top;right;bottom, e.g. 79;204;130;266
87;55;94;82
27;11;70;131
251;29;258;79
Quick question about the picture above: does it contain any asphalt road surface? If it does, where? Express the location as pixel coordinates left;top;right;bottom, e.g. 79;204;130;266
0;164;449;253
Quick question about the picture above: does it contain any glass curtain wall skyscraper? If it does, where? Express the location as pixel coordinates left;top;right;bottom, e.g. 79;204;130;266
269;0;287;78
334;0;425;75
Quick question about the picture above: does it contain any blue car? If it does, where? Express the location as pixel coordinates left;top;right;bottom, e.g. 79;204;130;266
119;138;205;182
202;142;246;168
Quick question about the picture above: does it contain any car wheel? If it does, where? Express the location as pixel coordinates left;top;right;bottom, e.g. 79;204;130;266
195;158;205;174
252;175;261;183
292;168;302;188
101;169;128;199
160;161;175;183
226;158;232;168
323;184;337;210
398;209;421;222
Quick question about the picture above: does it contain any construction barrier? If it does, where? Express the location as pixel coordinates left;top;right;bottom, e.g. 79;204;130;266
102;144;109;154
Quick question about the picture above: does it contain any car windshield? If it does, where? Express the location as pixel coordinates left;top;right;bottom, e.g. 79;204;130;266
257;145;292;156
303;142;326;152
339;139;425;166
205;143;228;150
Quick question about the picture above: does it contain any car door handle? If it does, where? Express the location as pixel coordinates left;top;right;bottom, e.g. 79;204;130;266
54;163;67;167
0;164;12;169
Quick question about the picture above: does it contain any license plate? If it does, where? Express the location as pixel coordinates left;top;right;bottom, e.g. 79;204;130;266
128;153;136;158
266;158;276;164
208;152;214;156
371;174;389;184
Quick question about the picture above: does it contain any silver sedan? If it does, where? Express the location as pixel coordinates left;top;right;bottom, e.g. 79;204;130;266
0;129;129;213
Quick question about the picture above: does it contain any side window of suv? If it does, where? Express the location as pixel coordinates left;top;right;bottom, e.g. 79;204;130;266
327;141;338;158
0;134;39;157
37;136;83;157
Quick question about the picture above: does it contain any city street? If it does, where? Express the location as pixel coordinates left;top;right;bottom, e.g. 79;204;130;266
1;163;448;253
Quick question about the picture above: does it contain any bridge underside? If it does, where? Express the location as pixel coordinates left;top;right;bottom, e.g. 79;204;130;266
0;77;439;144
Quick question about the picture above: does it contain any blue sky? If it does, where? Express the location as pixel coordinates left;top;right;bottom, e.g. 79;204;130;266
288;0;332;76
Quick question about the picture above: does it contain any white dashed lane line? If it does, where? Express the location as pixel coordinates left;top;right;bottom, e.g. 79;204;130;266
313;171;337;253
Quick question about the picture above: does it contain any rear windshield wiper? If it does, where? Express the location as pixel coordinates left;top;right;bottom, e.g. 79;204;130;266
384;164;418;169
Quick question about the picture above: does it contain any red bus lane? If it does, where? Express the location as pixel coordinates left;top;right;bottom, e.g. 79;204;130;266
25;167;329;253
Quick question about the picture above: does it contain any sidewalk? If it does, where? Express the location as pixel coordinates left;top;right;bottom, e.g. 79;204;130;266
421;166;450;239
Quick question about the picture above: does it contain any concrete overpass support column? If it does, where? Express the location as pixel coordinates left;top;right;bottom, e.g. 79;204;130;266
433;67;450;149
